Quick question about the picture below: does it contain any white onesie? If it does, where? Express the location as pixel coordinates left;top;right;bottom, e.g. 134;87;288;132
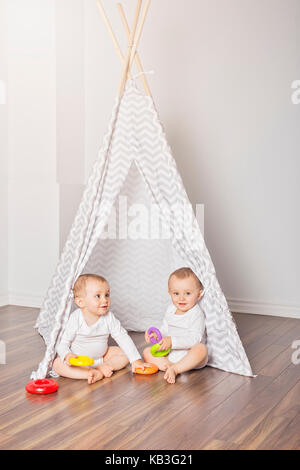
159;303;207;366
56;309;141;366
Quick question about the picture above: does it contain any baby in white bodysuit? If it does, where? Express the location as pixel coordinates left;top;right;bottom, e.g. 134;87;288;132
53;274;149;384
143;267;208;384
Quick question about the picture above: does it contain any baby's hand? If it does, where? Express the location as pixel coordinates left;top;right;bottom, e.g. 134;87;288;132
64;352;78;366
144;331;151;343
157;336;172;351
145;330;159;343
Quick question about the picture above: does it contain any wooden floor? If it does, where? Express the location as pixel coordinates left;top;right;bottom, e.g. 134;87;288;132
0;305;300;450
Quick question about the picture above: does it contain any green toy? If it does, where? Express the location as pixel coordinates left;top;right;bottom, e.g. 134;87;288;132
150;342;171;357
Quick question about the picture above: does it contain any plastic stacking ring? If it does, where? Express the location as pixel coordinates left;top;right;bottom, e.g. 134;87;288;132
69;356;94;367
25;379;59;395
135;364;159;375
147;327;162;344
150;342;171;357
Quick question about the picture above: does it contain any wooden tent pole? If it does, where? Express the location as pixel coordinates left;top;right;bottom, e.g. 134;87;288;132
118;0;142;95
117;3;151;96
128;0;151;71
96;0;132;79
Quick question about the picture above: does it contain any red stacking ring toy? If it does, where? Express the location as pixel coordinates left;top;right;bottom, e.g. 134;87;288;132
25;379;59;395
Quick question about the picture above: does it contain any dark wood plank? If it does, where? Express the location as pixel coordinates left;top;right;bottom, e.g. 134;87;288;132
215;364;300;447
113;374;272;450
258;346;295;377
249;343;287;374
234;314;289;339
0;432;13;448
261;411;300;450
245;335;280;360
239;379;300;449
202;439;242;450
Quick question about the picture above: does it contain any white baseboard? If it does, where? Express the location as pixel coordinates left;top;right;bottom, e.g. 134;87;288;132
6;292;43;309
228;298;300;319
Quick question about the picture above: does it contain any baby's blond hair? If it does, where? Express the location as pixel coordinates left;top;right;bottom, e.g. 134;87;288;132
168;267;203;291
73;274;108;298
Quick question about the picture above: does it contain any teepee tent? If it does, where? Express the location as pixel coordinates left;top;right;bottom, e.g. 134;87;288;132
31;0;254;379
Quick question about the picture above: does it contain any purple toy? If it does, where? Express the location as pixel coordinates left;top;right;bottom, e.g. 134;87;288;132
147;327;162;345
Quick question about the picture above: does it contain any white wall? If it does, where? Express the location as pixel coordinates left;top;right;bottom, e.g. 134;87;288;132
1;0;300;317
3;0;59;306
0;0;8;305
55;0;85;249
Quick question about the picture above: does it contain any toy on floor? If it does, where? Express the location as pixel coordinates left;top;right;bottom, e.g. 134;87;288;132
69;356;94;367
134;364;159;375
147;327;171;357
25;379;59;395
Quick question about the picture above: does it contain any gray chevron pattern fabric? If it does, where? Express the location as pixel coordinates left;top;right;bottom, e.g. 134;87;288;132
31;81;253;379
83;162;187;331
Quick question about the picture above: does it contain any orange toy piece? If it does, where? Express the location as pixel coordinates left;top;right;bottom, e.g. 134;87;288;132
134;364;159;375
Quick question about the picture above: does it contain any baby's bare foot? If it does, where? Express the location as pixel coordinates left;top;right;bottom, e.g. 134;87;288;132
164;365;178;384
99;364;114;378
88;368;104;384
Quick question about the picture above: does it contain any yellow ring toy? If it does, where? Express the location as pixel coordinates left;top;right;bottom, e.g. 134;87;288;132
69;356;94;367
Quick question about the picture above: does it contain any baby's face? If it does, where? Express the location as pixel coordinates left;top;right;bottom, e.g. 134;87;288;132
168;276;202;313
77;279;111;317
